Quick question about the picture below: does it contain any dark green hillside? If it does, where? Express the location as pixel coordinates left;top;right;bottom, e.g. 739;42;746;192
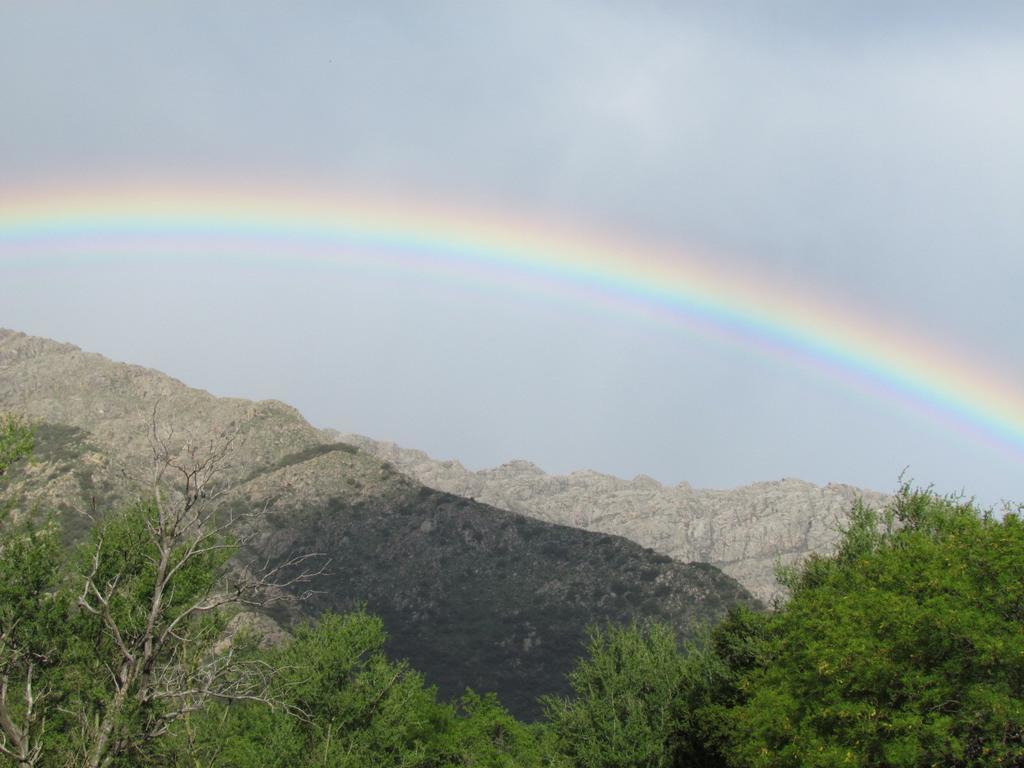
0;329;759;720
231;446;755;718
5;411;1022;766
0;421;126;543
3;421;756;720
5;331;1021;766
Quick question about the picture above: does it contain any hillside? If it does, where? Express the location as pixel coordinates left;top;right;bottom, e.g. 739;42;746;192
0;329;757;718
332;434;886;603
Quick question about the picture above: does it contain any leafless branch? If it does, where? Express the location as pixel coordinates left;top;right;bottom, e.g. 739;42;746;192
0;659;47;768
69;408;329;768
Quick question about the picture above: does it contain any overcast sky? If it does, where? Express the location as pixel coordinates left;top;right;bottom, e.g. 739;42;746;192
2;2;1023;505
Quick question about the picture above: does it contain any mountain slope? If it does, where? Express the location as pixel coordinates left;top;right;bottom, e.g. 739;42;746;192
0;329;757;718
334;434;887;603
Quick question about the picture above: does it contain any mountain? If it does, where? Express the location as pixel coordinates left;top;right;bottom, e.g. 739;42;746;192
333;436;887;603
0;329;757;718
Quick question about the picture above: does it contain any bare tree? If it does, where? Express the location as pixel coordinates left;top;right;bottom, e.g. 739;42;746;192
0;648;46;768
71;409;329;768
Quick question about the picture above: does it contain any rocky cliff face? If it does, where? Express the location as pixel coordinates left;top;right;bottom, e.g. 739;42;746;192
334;434;887;603
0;329;758;719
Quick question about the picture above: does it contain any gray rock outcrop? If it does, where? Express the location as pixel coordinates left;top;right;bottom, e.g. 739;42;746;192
334;433;887;603
0;328;759;719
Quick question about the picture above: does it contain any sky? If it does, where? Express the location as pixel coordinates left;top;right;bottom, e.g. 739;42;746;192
2;2;1023;506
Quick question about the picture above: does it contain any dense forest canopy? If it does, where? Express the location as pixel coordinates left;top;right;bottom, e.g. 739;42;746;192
1;416;1021;767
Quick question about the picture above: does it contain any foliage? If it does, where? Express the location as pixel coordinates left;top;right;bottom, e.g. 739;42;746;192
72;501;236;766
718;486;1024;767
539;487;1024;768
0;415;318;768
0;516;74;766
0;415;61;767
256;610;446;767
543;621;687;768
672;606;772;767
0;498;237;768
178;611;559;767
436;690;562;767
4;413;1024;768
0;415;35;526
0;416;34;480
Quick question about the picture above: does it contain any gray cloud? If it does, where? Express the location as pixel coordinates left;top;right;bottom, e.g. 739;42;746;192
2;2;1022;504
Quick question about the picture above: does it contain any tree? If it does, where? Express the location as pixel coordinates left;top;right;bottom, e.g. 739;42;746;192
0;413;327;768
66;417;328;768
671;605;772;768
540;487;1024;767
543;622;686;768
0;416;32;486
438;690;564;768
179;610;449;768
719;487;1024;767
0;522;67;768
180;609;562;768
0;414;61;768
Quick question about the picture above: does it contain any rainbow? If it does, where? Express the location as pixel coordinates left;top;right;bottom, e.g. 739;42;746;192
2;180;1022;458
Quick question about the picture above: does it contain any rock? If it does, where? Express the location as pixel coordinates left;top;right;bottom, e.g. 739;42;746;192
337;434;887;603
0;328;759;720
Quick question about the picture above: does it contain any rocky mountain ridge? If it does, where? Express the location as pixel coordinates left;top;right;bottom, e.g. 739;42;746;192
0;328;757;718
333;433;888;603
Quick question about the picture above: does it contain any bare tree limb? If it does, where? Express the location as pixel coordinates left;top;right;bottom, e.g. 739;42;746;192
71;408;329;768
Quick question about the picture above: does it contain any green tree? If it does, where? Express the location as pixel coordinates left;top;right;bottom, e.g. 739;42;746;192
0;414;63;768
0;416;33;483
65;425;325;768
672;605;772;768
543;622;686;768
436;690;562;767
181;610;448;767
180;611;561;768
0;513;70;768
0;414;34;528
0;419;324;768
720;487;1024;767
